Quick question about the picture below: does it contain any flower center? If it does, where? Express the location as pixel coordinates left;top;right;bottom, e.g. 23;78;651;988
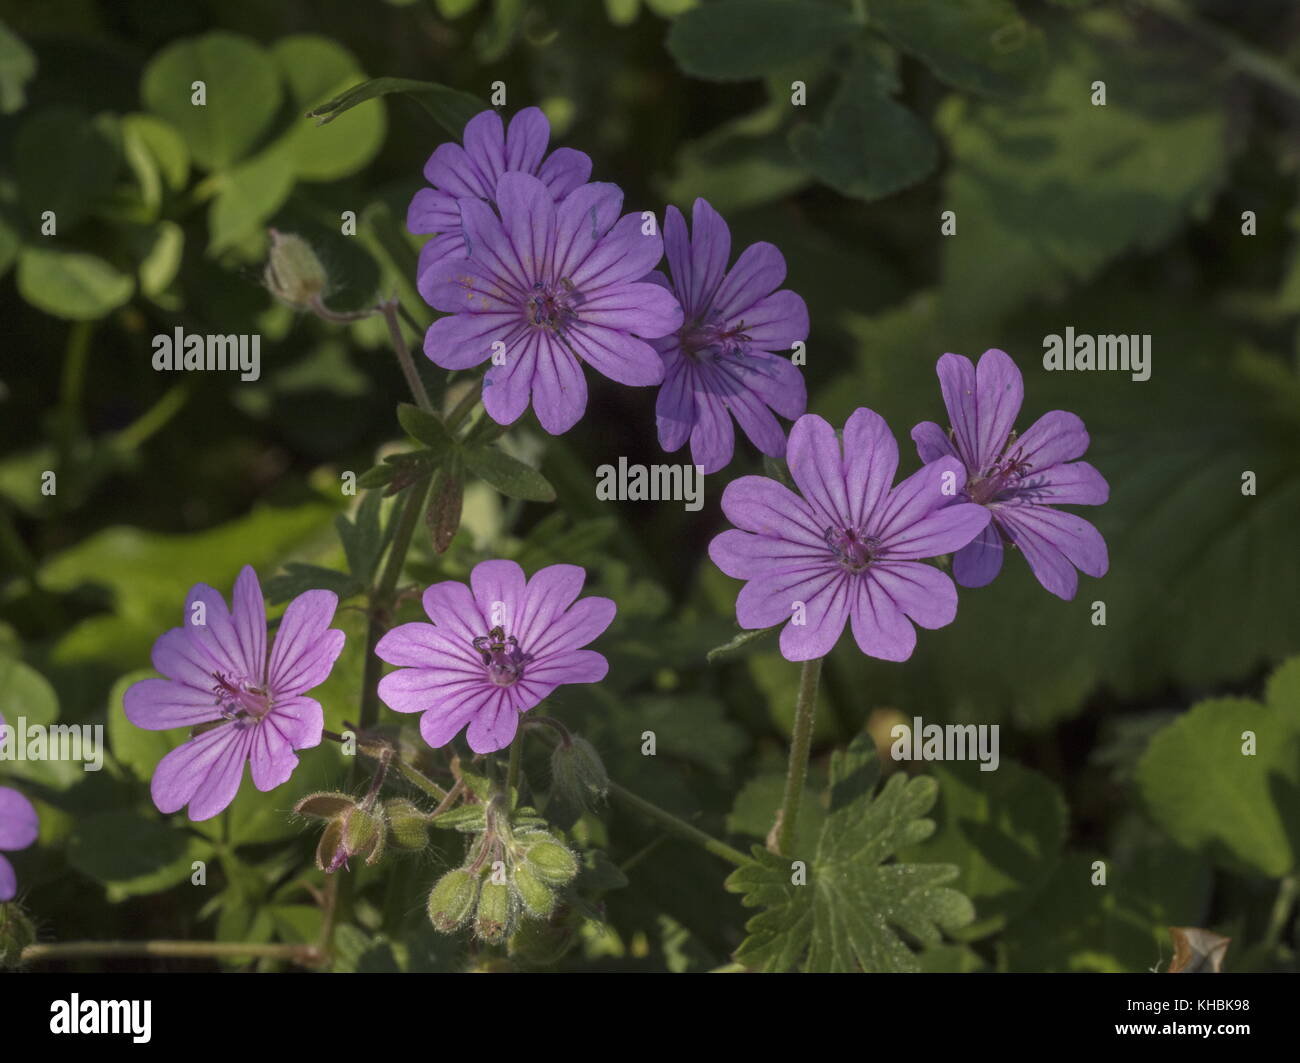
211;673;273;721
967;445;1033;506
526;279;581;334
824;526;881;573
471;626;531;688
681;311;751;363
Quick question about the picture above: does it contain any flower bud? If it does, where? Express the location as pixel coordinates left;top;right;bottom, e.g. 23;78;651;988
427;868;479;933
474;878;519;945
523;839;579;887
550;736;609;812
315;802;386;872
384;799;430;851
510;863;556;918
263;229;328;309
294;791;354;819
0;903;35;969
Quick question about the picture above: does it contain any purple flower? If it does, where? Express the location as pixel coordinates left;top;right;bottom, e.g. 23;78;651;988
375;560;615;754
650;198;809;473
124;566;345;822
409;107;592;297
709;409;990;662
420;172;682;434
0;713;37;901
911;349;1109;600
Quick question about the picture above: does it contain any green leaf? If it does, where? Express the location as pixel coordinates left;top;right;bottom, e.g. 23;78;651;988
1136;693;1300;878
725;734;974;971
334;488;387;585
396;403;454;451
897;761;1067;938
1000;837;1210;973
791;51;937;202
207;142;296;253
14;107;120;228
120;113;190;205
937;18;1230;326
462;444;556;503
0;19;36;113
137;220;184;297
0;656;80;788
106;669;173;782
141;31;283;170
16;247;134;320
264;562;363;605
271;36;386;181
39;502;334;667
662;101;811;214
68;811;212;902
305;76;486;139
866;0;1047;97
666;0;855;81
426;458;465;554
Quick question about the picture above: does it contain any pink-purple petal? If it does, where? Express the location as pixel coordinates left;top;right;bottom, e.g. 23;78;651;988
268;590;343;696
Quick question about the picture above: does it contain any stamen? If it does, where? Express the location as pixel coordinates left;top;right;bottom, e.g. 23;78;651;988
824;526;881;573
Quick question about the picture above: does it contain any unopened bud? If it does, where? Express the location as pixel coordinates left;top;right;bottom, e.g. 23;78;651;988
315;802;386;872
263;229;328;309
474;878;519;945
511;863;556;918
384;799;430;851
427;868;479;933
523;839;579;887
550;736;609;812
294;791;354;819
0;903;35;968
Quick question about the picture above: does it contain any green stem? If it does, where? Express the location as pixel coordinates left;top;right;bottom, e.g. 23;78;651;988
109;383;189;453
505;732;522;796
1263;875;1299;952
607;781;748;868
378;298;433;413
445;383;481;432
22;940;320;964
1142;0;1300;103
359;476;432;731
775;656;822;858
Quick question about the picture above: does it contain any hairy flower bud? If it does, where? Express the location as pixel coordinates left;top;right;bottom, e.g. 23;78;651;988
522;839;579;887
427;868;479;933
0;903;35;969
263;229;328;309
550;736;609;813
315;801;386;873
294;791;354;819
474;878;519;945
511;863;557;918
384;799;430;851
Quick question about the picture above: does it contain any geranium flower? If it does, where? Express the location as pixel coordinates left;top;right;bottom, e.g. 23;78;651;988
650;198;808;473
0;713;37;902
375;560;615;754
911;349;1109;600
709;409;990;662
124;566;345;821
408;106;592;297
420;172;682;434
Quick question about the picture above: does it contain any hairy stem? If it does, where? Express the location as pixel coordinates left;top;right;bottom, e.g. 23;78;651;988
607;781;748;868
22;940;321;965
775;656;822;858
378;297;434;412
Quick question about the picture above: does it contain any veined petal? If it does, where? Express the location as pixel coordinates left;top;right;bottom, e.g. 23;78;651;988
911;420;957;465
1014;409;1090;470
713;241;786;319
553;183;624;280
515;564;587;649
848;574;917;662
1010;460;1109;506
870;561;959;630
268;590;343;696
470;559;527;631
151;722;253;821
718;474;825;546
952;522;1004;588
0;787;38;852
530;333;588;434
935;353;979;468
566;323;665;386
842;407;898;529
124;677;224;731
777;569;852;661
786;413;851;529
972;348;1024;471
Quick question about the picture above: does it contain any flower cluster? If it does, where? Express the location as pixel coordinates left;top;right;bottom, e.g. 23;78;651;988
410;110;809;461
710;351;1109;661
110;112;1109;945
